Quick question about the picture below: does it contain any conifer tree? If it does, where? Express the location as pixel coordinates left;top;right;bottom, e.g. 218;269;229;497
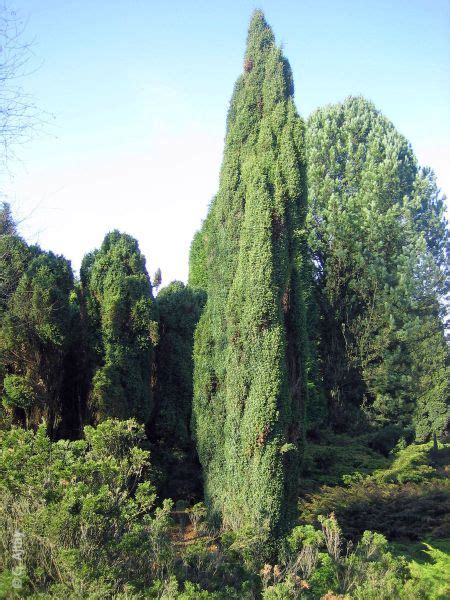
153;281;206;448
1;248;74;434
0;204;80;436
306;96;448;440
80;231;158;423
150;281;205;499
191;11;308;539
0;202;16;236
0;202;32;310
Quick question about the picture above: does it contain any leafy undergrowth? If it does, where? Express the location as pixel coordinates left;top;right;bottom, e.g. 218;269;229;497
391;538;450;563
371;442;449;484
299;478;450;541
299;440;450;542
301;431;389;491
2;421;449;598
293;438;450;598
405;543;450;599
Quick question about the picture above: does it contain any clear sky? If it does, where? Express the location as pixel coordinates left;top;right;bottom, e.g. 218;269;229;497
4;0;450;285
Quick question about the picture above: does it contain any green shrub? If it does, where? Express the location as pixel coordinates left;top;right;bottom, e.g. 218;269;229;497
1;374;35;412
301;432;388;489
403;544;450;599
271;515;408;598
0;420;174;597
299;478;450;542
372;441;442;484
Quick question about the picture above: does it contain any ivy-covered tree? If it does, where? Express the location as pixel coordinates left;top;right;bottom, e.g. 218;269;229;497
80;230;158;423
188;226;209;292
306;96;448;440
190;11;308;540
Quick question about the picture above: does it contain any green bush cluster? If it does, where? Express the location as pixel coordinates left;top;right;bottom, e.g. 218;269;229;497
298;442;450;542
0;420;174;597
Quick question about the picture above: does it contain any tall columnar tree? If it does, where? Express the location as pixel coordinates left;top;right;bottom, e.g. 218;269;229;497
1;204;82;436
0;202;32;311
58;284;90;439
306;96;448;440
80;231;158;423
190;11;308;539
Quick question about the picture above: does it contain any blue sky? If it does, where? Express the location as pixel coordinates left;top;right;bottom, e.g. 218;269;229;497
4;0;450;284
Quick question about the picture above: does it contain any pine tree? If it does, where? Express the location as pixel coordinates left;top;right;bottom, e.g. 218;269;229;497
80;231;158;423
306;96;448;440
0;202;16;235
191;11;308;540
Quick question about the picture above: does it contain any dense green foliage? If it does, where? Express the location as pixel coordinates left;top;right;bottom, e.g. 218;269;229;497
405;544;450;599
1;10;449;599
299;441;450;542
0;420;175;597
2;420;448;598
151;281;205;499
0;217;75;435
153;281;205;448
306;97;449;440
80;230;158;423
190;10;308;541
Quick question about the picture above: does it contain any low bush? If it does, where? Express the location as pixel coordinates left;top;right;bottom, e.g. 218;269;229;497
300;441;450;542
403;544;450;599
301;432;388;490
261;514;409;599
299;478;450;542
371;441;443;484
0;420;174;597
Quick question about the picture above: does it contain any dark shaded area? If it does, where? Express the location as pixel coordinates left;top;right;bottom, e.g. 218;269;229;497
147;281;206;501
301;479;450;542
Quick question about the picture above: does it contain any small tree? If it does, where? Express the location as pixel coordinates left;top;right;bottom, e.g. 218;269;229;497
188;502;207;532
152;267;162;291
